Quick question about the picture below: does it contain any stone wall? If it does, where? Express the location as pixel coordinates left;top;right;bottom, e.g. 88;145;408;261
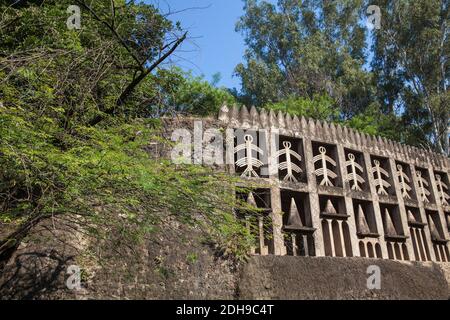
203;105;450;263
238;256;448;300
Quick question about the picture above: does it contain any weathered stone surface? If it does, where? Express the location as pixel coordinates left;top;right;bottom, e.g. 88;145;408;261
238;256;449;300
0;213;238;300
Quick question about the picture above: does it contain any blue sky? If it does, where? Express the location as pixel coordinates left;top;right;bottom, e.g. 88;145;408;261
146;0;248;90
146;1;374;90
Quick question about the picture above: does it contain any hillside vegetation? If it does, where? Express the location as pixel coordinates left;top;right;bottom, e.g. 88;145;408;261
0;1;252;276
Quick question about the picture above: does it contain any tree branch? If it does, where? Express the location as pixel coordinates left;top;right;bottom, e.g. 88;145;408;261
88;32;187;126
117;32;187;106
74;0;145;70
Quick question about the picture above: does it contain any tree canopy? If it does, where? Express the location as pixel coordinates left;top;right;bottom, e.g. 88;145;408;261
235;0;449;154
0;0;247;263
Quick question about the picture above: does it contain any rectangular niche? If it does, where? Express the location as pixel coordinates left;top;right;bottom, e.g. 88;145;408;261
379;203;405;238
407;206;431;262
426;210;450;262
235;188;273;255
319;195;348;218
233;129;268;178
281;190;312;229
425;210;446;242
353;199;382;259
415;167;435;204
236;188;271;211
319;195;353;257
446;212;450;232
275;135;306;184
311;142;341;188
280;190;315;256
434;171;449;208
344;148;368;192
395;161;417;202
380;203;409;261
405;206;424;225
370;155;395;197
352;199;379;237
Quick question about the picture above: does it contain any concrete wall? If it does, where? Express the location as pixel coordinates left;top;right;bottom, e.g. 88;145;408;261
238;256;449;300
215;105;450;263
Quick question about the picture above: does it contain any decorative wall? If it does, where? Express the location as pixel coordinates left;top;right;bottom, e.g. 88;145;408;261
218;105;450;262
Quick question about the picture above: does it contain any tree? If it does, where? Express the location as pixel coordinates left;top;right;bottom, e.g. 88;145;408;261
0;0;187;126
370;0;449;154
235;0;375;117
264;94;339;121
145;68;236;117
0;0;251;265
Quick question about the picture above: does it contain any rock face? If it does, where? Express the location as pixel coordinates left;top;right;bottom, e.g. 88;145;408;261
0;215;239;300
238;255;449;300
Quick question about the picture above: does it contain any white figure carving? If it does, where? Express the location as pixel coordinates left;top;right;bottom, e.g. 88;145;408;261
397;165;412;200
371;160;391;195
234;135;264;178
274;141;302;182
344;153;365;191
313;146;337;186
416;171;431;203
435;174;449;206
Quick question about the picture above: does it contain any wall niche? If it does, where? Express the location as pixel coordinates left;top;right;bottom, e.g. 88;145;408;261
344;149;368;193
426;210;449;262
370;156;395;198
235;189;272;255
275;135;306;184
312;142;341;188
233;129;268;178
415;168;435;205
319;195;352;257
280;190;315;256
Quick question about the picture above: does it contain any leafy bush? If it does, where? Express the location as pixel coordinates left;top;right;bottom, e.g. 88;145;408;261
0;102;254;260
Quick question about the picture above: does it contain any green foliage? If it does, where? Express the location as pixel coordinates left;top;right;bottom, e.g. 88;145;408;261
186;253;198;264
0;103;252;259
369;0;449;153
264;94;339;121
153;68;236;116
0;1;249;260
235;0;374;117
343;103;402;140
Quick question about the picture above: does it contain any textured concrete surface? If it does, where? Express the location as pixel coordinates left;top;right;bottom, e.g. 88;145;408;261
217;105;450;263
238;255;449;300
436;262;450;298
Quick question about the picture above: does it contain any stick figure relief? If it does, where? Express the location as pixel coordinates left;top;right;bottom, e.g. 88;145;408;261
344;153;365;191
372;160;391;195
397;165;412;200
416;171;431;203
435;174;449;206
313;146;337;186
234;134;264;178
275;141;302;182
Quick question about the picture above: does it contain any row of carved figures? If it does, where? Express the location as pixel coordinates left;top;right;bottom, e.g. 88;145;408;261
234;135;450;207
219;105;449;169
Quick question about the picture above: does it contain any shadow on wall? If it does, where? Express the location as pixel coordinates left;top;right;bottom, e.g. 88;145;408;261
0;250;74;299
